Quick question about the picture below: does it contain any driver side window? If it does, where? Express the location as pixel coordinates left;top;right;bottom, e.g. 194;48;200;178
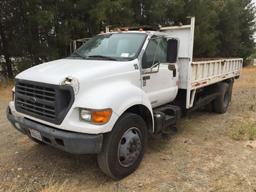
142;37;167;69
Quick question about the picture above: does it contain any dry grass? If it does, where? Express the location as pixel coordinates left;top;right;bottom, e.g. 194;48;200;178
39;172;73;192
229;120;256;141
40;180;70;192
234;67;256;116
0;81;13;101
235;67;256;89
39;66;256;191
230;66;256;141
0;66;256;192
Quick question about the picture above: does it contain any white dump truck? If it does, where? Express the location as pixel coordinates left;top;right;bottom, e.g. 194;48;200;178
7;17;242;180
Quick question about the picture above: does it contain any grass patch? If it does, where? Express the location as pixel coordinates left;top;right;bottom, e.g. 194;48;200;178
40;180;69;192
0;81;13;101
249;95;256;112
230;121;256;141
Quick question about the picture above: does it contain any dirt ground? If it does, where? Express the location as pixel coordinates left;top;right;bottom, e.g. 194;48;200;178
0;67;256;192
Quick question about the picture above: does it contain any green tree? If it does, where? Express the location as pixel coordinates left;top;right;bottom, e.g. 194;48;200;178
185;0;221;57
237;0;255;58
1;0;255;79
0;0;21;78
217;0;255;58
165;0;186;24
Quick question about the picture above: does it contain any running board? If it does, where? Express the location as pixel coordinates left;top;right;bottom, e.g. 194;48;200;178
153;105;181;134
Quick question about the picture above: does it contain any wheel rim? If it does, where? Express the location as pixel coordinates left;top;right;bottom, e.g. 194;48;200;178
118;127;142;168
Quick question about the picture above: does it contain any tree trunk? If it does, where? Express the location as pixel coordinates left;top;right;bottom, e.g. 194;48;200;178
0;21;13;79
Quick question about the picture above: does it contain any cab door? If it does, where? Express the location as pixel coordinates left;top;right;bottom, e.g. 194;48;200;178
141;36;178;108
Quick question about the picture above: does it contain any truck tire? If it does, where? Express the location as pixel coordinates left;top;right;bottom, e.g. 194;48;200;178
97;113;147;180
213;82;231;114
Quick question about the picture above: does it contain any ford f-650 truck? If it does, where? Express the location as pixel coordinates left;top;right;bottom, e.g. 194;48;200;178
7;18;242;180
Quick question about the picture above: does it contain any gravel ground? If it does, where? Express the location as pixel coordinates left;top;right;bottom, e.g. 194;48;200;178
0;67;256;192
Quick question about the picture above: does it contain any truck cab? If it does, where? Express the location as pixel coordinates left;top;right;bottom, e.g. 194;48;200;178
7;18;242;180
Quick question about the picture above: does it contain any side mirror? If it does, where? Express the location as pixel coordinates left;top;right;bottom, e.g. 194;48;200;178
167;39;178;63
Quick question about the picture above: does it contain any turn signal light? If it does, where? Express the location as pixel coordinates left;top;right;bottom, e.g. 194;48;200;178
92;109;112;124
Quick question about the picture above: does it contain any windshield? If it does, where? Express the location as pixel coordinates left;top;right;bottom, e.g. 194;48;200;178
71;33;147;61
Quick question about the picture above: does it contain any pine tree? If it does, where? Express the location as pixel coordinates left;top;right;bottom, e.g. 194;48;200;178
0;0;20;78
185;0;220;57
1;0;255;79
237;0;256;58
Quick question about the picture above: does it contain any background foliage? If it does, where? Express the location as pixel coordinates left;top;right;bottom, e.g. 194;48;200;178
0;0;255;78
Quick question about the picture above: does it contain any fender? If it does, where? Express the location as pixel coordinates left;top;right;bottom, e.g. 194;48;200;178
74;80;154;133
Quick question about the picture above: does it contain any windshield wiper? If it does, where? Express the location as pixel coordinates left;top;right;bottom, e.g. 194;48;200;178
87;55;118;61
71;52;87;59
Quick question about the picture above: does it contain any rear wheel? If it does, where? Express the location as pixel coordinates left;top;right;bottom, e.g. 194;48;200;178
213;82;232;114
97;113;147;180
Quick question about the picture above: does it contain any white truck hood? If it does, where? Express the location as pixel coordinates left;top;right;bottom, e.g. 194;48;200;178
16;58;136;85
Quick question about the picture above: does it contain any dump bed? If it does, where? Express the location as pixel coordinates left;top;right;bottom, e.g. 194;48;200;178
191;58;242;89
161;17;243;109
184;58;242;108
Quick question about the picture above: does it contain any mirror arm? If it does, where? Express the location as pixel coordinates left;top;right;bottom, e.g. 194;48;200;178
150;61;160;70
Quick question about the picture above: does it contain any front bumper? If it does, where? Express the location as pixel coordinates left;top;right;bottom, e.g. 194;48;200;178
6;107;103;154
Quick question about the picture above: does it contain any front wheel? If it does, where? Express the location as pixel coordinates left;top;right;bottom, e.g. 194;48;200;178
97;113;147;180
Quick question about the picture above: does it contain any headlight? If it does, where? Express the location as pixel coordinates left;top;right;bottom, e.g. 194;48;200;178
80;108;112;124
80;109;92;122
